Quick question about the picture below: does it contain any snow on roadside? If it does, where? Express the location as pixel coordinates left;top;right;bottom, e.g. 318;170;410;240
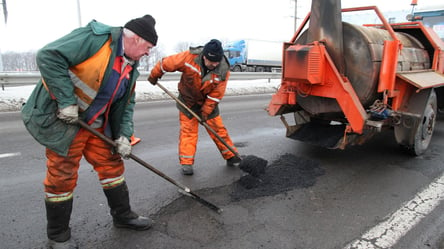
0;79;280;112
0;85;35;112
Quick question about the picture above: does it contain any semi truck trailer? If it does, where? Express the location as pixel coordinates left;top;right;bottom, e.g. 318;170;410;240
223;39;282;72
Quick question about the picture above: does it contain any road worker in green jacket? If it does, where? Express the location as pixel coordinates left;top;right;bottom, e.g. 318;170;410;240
21;15;158;249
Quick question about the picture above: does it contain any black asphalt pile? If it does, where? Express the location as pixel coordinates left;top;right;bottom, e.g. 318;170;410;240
230;153;324;201
239;155;268;177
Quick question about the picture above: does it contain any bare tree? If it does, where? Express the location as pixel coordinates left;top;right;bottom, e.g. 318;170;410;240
137;44;166;72
2;51;38;71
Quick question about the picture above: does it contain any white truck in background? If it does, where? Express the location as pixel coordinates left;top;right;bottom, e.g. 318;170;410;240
223;39;282;72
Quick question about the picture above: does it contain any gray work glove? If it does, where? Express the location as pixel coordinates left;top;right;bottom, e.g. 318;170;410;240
114;136;132;159
57;105;79;124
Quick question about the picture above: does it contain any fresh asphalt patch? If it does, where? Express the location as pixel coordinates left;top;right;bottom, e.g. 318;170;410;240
230;153;324;201
154;152;324;215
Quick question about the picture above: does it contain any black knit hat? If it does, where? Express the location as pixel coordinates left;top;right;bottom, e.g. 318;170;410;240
203;39;224;62
124;14;158;46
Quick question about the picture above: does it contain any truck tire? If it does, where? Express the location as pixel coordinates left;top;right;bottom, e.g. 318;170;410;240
233;65;242;72
395;89;437;156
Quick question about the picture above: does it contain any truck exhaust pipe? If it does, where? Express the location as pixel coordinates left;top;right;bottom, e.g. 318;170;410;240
307;0;345;73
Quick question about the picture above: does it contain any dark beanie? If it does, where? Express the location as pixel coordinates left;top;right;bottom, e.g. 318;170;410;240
203;39;224;62
124;14;158;46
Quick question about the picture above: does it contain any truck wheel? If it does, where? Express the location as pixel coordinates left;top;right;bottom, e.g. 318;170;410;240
233;65;242;72
395;89;437;156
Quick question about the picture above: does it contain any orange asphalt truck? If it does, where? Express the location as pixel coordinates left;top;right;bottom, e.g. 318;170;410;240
267;0;444;155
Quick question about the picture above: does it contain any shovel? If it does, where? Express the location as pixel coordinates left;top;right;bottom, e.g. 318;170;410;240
155;82;241;160
154;82;268;174
76;120;223;214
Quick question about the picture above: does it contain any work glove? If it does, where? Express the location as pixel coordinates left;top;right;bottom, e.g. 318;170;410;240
57;105;79;124
114;136;132;159
148;76;158;85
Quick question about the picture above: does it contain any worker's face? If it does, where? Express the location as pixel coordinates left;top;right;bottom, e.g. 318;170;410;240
203;56;220;70
125;35;154;61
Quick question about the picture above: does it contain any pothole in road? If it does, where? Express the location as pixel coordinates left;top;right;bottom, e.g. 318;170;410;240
154;198;225;244
152;153;324;230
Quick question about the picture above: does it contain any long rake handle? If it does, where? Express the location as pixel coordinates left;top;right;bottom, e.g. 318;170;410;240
155;82;241;159
76;120;222;213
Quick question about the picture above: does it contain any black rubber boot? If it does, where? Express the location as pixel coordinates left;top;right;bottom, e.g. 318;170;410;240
181;164;194;175
45;198;78;249
103;182;153;231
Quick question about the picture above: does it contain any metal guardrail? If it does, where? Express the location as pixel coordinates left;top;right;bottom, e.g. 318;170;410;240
0;72;281;89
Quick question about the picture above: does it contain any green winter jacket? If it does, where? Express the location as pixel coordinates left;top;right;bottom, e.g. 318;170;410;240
21;20;139;156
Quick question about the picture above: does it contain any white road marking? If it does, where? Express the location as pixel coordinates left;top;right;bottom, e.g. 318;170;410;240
344;173;444;249
0;152;21;159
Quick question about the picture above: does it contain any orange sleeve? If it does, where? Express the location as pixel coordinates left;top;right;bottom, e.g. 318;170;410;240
149;51;191;79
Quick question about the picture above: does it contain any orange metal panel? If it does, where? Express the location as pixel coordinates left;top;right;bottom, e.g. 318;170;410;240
297;44;367;133
268;86;288;116
283;42;326;85
392;78;416;111
269;42;368;133
378;40;400;93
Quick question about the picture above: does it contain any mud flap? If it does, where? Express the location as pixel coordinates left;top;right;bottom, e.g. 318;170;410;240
394;89;431;147
287;122;346;149
280;114;346;149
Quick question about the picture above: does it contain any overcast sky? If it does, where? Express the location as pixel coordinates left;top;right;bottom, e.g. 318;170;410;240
0;0;439;54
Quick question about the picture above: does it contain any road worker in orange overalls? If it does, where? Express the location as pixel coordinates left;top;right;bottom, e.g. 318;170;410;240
148;39;241;175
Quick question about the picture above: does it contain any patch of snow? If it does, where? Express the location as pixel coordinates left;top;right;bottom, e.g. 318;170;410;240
0;79;280;112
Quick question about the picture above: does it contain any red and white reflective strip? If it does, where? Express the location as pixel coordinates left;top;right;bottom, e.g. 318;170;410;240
45;192;73;202
184;63;201;75
100;175;125;189
207;95;220;103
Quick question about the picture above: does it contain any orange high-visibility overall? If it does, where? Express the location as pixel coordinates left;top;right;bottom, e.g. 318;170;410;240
44;128;125;201
150;47;238;166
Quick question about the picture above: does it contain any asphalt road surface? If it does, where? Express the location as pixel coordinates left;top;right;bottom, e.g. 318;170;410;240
1;94;444;249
